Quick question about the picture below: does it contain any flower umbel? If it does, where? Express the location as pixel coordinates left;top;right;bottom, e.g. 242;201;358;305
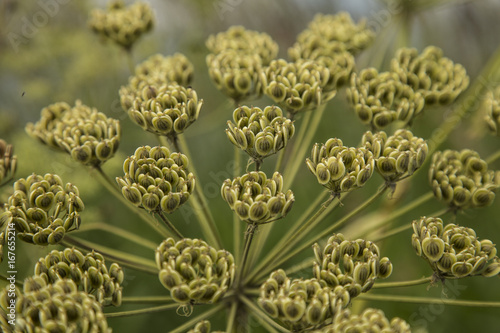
34;248;124;306
0;173;83;249
120;83;202;139
313;233;393;298
306;138;375;196
258;269;350;331
362;129;428;184
89;0;154;51
155;238;235;304
226;105;295;164
25;100;121;167
221;171;294;224
412;216;500;278
116;146;195;213
0;278;111;333
429;149;499;210
0;139;16;187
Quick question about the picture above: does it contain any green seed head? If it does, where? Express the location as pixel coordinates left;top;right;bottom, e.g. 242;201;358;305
89;0;154;51
391;46;469;106
117;145;195;214
429;149;498;210
155;238;235;304
221;171;294;224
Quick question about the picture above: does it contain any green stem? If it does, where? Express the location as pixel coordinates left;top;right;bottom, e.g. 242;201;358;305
282;256;315;277
249;107;326;274
357;293;500;307
240;295;288;333
250;184;389;284
121;296;173;304
233;146;241;261
246;193;336;285
237;224;258;286
373;276;433;289
90;166;170;238
486;149;500;165
177;134;223;249
226;301;238;333
0;273;23;288
169;303;225;333
370;207;449;243
274;147;286;173
355;191;434;239
105;303;177;318
125;49;135;74
283;104;326;190
370;223;412;243
157;212;184;239
61;235;158;275
75;223;157;250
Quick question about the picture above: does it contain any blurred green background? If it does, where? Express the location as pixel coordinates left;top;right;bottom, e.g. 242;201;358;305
1;0;500;332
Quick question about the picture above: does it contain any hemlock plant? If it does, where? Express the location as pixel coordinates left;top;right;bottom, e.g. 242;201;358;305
1;1;500;332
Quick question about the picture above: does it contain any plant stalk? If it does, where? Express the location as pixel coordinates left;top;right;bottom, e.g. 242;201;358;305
61;235;158;275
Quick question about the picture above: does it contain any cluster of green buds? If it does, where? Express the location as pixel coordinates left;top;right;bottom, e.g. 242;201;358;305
221;171;294;224
306;138;375;196
206;51;264;102
226;106;295;163
362;129;428;184
133;53;194;87
187;321;224;333
260;59;337;115
429;149;499;210
291;12;374;56
313;234;393;298
288;13;365;89
0;278;110;333
26;100;121;167
482;86;500;136
34;248;124;306
258;269;351;331
391;46;469;105
205;26;278;102
206;25;278;66
0;173;83;249
315;307;411;333
0;140;16;186
155;238;235;304
346;68;426;129
120;82;202;139
116;146;195;214
412;216;500;278
89;0;154;51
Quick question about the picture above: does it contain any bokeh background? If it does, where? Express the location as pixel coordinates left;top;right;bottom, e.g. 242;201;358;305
1;0;500;332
